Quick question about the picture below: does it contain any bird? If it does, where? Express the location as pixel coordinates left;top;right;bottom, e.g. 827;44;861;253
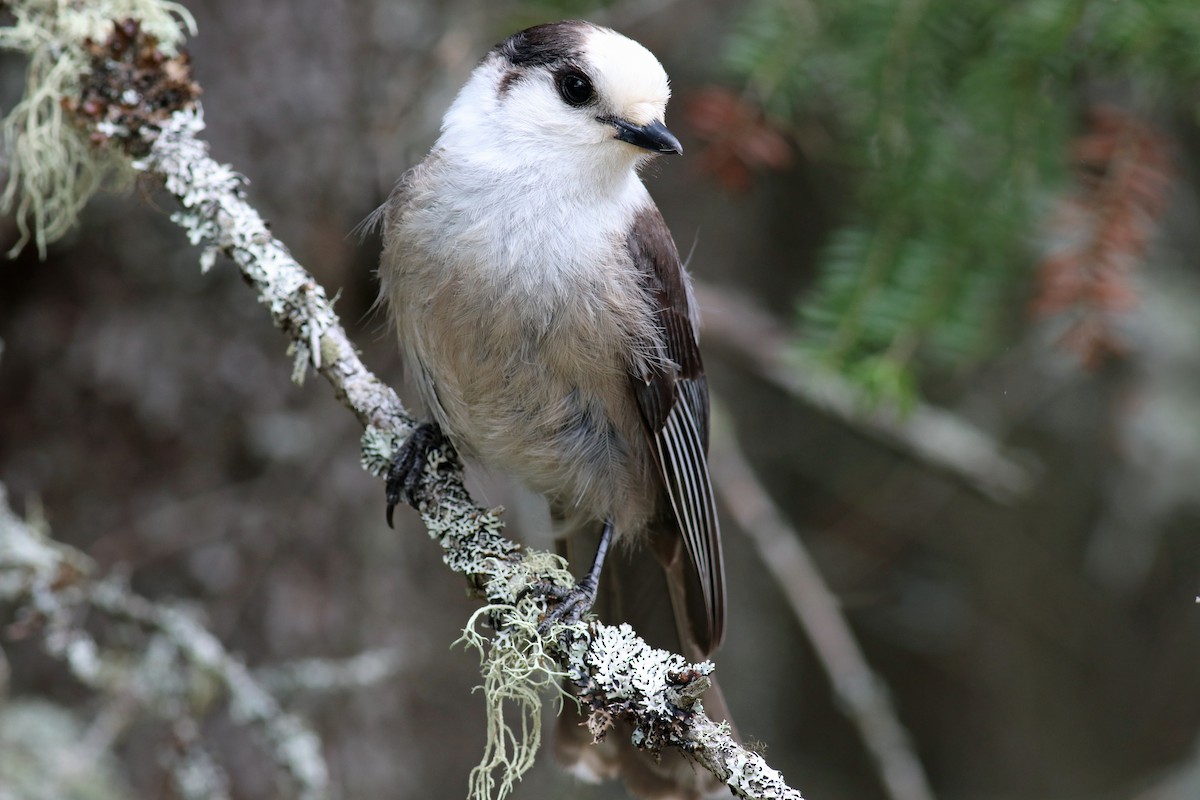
373;20;730;799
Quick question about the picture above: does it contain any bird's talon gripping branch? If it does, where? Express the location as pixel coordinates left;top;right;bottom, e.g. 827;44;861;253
385;421;450;526
522;516;612;634
523;577;599;634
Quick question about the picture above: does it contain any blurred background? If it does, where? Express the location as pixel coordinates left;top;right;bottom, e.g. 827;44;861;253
2;1;1200;798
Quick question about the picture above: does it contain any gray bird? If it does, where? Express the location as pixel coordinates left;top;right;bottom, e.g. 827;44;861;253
374;21;731;798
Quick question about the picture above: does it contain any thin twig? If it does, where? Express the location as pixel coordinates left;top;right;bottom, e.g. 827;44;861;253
254;648;409;698
1133;732;1200;800
0;486;327;800
709;401;936;800
696;283;1037;502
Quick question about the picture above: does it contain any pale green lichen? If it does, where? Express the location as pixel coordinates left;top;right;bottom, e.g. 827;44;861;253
456;603;575;800
483;548;574;605
359;422;585;800
0;0;197;257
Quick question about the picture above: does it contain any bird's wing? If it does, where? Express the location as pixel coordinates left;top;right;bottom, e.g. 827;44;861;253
626;205;725;653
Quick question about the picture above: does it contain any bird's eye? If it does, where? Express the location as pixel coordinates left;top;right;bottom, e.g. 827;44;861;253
557;71;595;106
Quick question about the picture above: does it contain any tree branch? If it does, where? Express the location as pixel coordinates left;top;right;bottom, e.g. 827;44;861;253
0;485;326;800
696;283;1037;502
0;8;807;800
710;401;936;800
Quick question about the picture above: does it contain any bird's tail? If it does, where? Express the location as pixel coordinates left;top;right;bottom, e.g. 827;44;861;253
554;521;734;799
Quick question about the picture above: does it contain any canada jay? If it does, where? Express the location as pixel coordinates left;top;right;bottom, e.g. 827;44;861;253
375;21;730;798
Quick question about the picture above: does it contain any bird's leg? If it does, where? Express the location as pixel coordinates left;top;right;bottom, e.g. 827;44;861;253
385;421;451;527
526;518;614;633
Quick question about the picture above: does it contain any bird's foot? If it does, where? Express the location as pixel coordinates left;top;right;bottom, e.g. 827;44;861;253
522;577;598;634
385;421;450;527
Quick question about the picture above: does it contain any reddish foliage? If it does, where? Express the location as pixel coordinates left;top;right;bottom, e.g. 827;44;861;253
1032;107;1172;368
684;86;793;192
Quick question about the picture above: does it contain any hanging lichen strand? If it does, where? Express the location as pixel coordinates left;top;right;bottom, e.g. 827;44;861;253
0;1;196;257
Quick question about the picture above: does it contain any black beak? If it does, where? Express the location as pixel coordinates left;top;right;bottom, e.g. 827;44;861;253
610;118;684;155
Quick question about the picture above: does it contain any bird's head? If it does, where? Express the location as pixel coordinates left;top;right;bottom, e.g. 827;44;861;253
439;21;682;176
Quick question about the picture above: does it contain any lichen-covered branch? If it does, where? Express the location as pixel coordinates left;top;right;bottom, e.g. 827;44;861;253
253;647;408;699
0;7;807;800
0;485;327;800
0;0;197;256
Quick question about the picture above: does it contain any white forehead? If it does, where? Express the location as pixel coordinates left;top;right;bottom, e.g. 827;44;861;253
582;27;671;124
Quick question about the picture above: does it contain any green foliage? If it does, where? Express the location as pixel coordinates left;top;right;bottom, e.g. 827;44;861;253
723;0;1200;401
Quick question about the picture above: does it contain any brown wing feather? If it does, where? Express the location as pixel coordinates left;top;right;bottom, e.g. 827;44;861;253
626;205;725;652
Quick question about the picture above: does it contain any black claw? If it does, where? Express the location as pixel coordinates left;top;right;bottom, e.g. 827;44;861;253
523;577;599;634
523;517;612;634
385;422;450;527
